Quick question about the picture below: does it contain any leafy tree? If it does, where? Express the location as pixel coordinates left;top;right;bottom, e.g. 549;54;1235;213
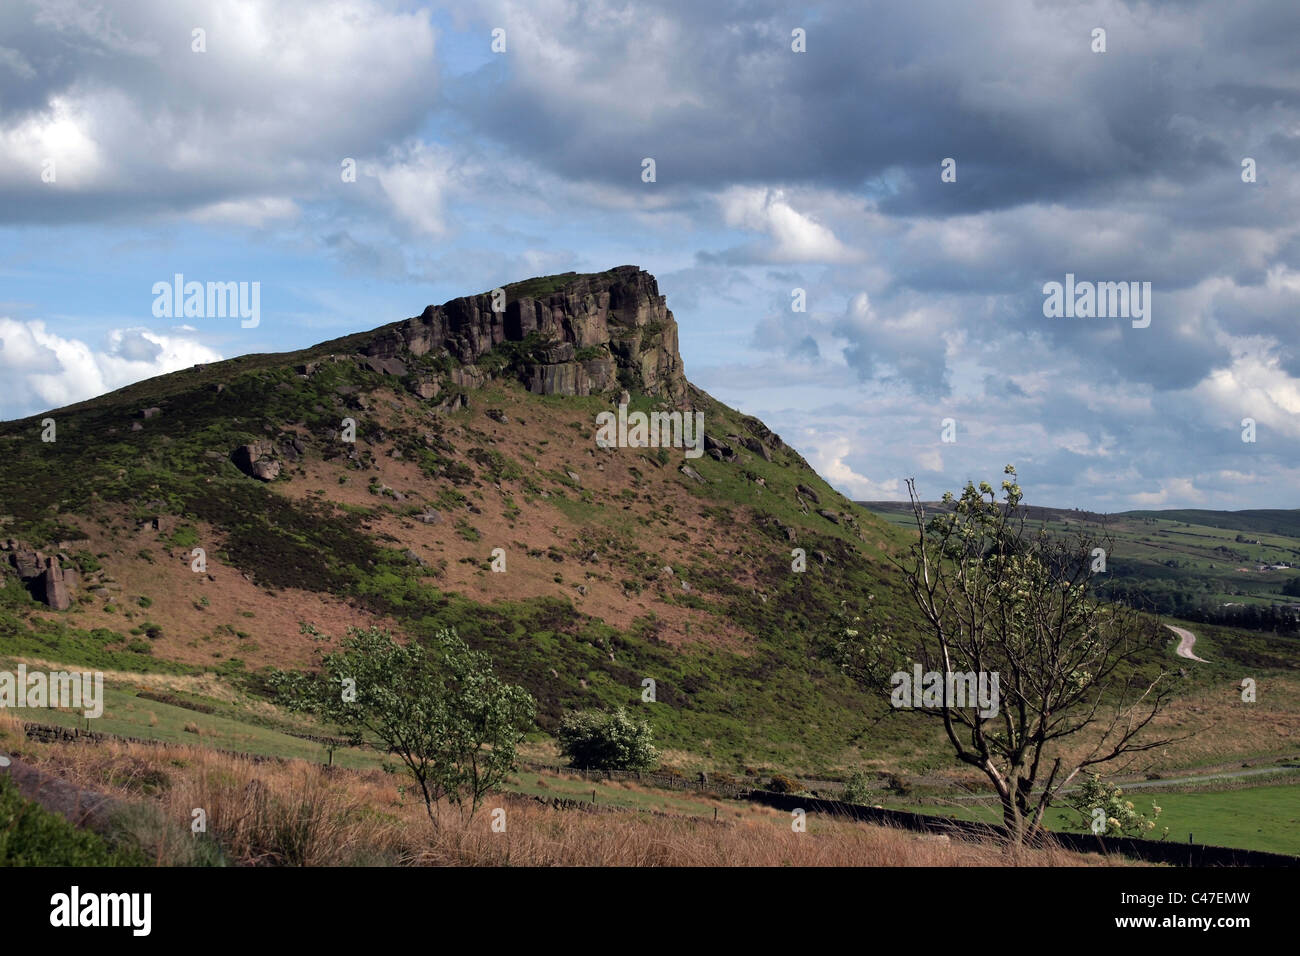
556;707;658;771
834;467;1181;843
273;626;534;825
840;771;876;806
1062;774;1167;839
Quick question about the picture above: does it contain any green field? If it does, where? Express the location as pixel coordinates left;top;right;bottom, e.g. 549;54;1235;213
859;501;1300;634
897;783;1300;856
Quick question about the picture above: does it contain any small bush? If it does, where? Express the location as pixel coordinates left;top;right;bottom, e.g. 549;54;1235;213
0;775;141;866
557;708;658;772
841;771;875;805
766;773;804;794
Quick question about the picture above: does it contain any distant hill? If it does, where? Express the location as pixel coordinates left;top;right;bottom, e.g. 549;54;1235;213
857;500;1300;633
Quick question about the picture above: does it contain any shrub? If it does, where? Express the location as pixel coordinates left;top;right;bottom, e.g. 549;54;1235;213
556;707;658;772
0;775;142;866
766;773;804;794
841;771;875;805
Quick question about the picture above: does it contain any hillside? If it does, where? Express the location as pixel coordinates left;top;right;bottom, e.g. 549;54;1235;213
859;500;1300;636
0;267;923;775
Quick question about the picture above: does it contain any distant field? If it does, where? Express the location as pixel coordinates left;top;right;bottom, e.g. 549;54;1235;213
858;501;1300;634
896;783;1300;856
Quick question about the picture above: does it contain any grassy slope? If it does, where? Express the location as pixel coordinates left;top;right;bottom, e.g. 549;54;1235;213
0;277;922;776
0;271;1294;806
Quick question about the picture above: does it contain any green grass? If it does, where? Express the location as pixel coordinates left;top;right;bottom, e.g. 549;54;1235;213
897;782;1300;856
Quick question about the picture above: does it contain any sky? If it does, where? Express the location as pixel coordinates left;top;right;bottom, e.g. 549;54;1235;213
0;0;1297;511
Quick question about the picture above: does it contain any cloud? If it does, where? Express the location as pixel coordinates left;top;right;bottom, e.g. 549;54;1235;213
377;143;455;238
800;430;904;500
717;187;859;264
0;0;439;222
0;318;221;416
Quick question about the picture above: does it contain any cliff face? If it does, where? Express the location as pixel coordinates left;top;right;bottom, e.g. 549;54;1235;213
360;265;689;406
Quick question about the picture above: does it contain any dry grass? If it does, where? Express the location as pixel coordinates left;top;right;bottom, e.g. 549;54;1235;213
6;729;1128;867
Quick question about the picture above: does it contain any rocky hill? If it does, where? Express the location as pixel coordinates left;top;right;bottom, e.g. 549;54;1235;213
0;268;918;774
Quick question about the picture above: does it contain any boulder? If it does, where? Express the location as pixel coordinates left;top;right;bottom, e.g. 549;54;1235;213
38;561;72;611
232;441;280;481
738;436;772;462
680;464;706;483
703;434;736;462
141;407;161;420
12;551;43;579
796;483;821;504
817;509;840;525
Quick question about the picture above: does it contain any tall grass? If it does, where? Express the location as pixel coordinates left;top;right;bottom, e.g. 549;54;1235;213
8;731;1120;867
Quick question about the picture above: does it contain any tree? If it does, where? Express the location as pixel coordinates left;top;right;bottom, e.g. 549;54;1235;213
1062;774;1167;839
273;626;535;825
834;467;1181;843
556;707;658;771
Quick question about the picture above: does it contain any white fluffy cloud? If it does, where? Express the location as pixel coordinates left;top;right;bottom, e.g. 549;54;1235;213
718;187;859;263
0;319;221;416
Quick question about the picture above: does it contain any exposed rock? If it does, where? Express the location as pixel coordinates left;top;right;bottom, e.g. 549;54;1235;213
485;408;509;424
817;509;840;524
37;559;72;611
796;483;821;504
141;407;161;420
358;266;688;402
12;551;43;579
411;379;441;400
360;355;408;377
680;464;706;483
415;511;443;525
738;436;772;462
451;365;487;390
566;470;581;484
403;549;428;568
703;434;736;462
813;550;831;565
131;422;143;432
232;441;280;481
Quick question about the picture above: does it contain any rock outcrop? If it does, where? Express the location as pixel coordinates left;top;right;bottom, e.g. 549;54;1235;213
232;440;282;481
358;266;690;406
5;550;77;610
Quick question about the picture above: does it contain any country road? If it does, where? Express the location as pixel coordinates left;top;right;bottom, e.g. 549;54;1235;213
1166;624;1208;663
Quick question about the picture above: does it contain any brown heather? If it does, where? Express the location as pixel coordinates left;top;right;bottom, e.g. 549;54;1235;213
3;720;1129;867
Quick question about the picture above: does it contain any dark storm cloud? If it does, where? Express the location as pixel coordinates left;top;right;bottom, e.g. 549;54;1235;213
453;0;1300;215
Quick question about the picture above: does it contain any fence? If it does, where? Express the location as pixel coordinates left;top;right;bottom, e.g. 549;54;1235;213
745;790;1300;868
